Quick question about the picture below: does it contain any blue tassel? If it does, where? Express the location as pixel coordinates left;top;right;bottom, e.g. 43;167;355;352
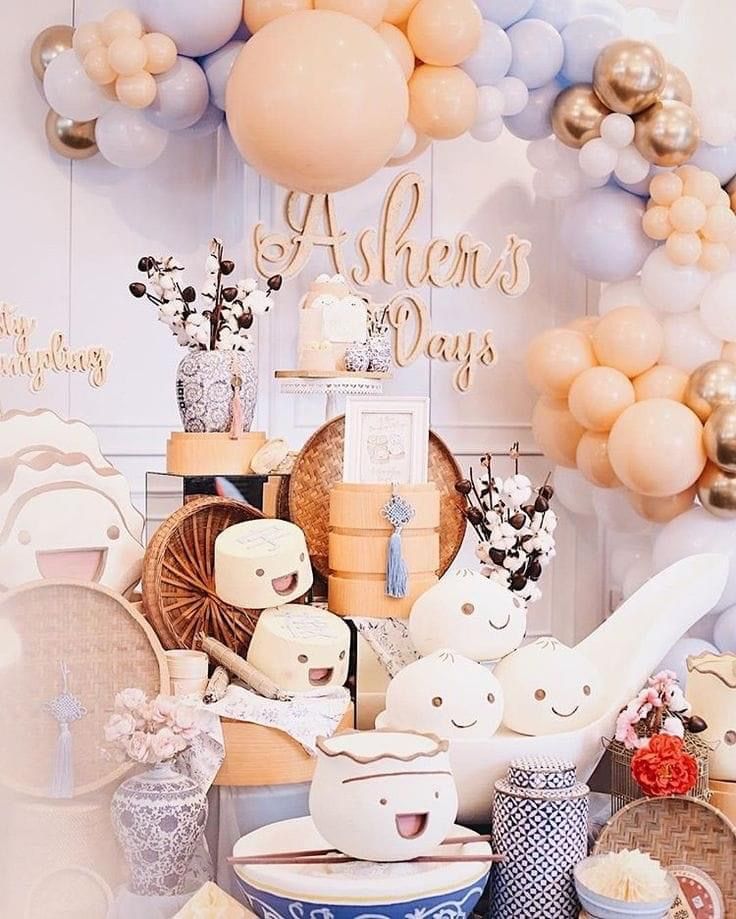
386;529;409;598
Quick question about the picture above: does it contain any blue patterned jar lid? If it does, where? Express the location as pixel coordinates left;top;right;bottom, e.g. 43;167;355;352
506;755;578;792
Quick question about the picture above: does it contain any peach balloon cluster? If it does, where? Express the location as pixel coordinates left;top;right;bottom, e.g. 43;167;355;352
73;8;177;110
527;306;709;524
643;166;736;273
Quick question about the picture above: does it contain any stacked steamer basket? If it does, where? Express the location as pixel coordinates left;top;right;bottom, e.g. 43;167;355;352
327;482;440;617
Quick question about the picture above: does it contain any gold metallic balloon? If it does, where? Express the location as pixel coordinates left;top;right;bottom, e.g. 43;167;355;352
30;25;74;81
634;100;700;167
704;403;736;473
698;461;736;518
660;64;693;105
593;39;667;115
44;109;98;161
684;360;736;422
551;84;610;149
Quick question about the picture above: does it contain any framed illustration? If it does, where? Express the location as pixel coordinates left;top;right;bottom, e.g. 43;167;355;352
343;397;429;485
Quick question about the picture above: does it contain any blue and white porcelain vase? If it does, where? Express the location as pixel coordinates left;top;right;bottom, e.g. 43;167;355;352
367;332;392;373
111;761;208;897
491;756;589;919
176;350;257;434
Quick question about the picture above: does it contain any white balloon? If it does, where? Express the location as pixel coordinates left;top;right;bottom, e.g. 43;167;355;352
598;278;653;315
96;106;169;168
699;108;736;149
700;272;736;342
641;246;710;313
610;542;655;586
43;49;112;122
656;638;719;686
600;113;634;149
544;167;583;199
498;76;529;116
201;40;245;112
476;85;505;123
714;605;736;652
622;554;653;600
614;145;651;184
138;0;242;58
553;466;595;516
471;117;504;142
660;310;722;372
147;57;209;132
393;123;417;158
578;137;617;179
527;136;559;169
653;505;736;613
592;487;653;534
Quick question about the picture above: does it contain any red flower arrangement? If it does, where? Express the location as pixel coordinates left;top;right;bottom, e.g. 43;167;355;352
631;734;698;797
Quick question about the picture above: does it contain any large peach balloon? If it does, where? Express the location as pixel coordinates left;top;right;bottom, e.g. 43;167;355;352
532;398;585;468
385;0;421;24
525;328;597;399
408;64;477;140
244;0;314;32
407;0;482;67
227;11;408;193
633;364;688;402
591;306;663;378
315;0;387;27
576;431;620;488
377;22;415;80
608;398;706;497
568;366;635;432
629;486;696;523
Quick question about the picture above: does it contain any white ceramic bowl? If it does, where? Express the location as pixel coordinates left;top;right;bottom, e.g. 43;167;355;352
574;857;679;919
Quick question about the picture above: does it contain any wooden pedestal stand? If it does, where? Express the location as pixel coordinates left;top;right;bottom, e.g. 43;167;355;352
166;431;266;476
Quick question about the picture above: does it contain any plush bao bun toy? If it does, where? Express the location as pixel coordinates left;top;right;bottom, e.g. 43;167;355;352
297;273;368;371
380;649;504;739
246;604;350;693
309;730;459;862
686;652;736;781
409;568;526;661
493;637;602;735
214;519;313;609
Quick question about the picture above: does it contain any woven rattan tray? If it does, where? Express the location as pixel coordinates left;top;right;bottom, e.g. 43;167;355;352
142;496;265;653
594;795;736;911
0;580;168;799
288;416;466;579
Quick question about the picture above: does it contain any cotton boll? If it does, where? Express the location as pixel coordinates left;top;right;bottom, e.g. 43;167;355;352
246;290;271;315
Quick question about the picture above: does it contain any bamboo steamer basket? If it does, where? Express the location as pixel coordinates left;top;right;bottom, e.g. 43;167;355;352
328;483;440;618
214;703;354;786
166;431;266;475
710;779;736;825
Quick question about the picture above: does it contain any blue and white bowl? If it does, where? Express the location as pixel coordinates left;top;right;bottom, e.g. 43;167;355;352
574;857;679;919
233;816;491;919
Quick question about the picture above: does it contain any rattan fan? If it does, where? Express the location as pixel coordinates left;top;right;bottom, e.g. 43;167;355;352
594;796;736;910
288;416;467;579
143;496;265;653
0;580;168;799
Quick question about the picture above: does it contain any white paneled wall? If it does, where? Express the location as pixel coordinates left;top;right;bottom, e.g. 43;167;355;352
0;0;606;641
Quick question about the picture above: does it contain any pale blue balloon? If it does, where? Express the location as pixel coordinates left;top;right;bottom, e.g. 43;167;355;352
201;40;245;111
185;103;225;137
476;0;534;28
138;0;242;58
575;0;625;27
656;638;718;687
527;0;577;30
560;187;655;282
507;19;564;89
461;20;512;86
504;79;560;140
690;141;736;184
561;15;622;84
614;165;668;197
147;57;210;132
714;605;736;653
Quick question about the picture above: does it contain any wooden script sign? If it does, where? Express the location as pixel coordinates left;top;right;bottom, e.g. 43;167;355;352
0;302;111;393
253;171;532;391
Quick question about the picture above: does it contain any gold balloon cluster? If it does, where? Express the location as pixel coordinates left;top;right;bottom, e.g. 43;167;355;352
552;39;699;167
686;360;736;518
31;25;98;161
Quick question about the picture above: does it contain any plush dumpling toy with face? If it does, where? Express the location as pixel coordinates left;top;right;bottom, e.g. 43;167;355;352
214;519;313;609
409;568;526;662
686;652;736;781
493;637;602;735
380;649;503;740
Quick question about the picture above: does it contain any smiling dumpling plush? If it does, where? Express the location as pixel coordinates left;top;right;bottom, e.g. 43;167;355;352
309;729;458;862
409;568;526;662
493;638;602;735
246;604;350;692
380;650;503;740
214;519;313;609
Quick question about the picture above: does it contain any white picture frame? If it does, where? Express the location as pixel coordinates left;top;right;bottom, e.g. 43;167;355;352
343;397;430;485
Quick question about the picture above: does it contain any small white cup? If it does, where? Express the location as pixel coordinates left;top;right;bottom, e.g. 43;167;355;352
166;650;209;698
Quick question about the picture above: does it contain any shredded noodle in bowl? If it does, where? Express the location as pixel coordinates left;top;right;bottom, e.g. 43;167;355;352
581;850;670;903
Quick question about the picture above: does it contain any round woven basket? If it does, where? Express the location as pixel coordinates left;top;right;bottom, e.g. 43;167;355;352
288;416;466;579
142;496;265;654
